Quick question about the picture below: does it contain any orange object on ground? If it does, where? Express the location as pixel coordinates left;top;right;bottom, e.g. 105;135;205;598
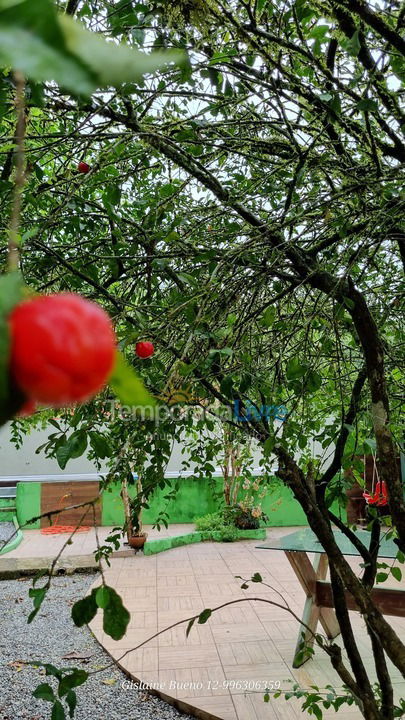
41;525;90;534
40;491;91;534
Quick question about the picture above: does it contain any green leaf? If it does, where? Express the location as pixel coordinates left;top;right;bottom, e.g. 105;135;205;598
0;0;64;46
109;351;156;408
343;296;355;310
44;664;63;679
58;670;88;697
261;306;276;327
251;572;262;583
306;370;322;393
356;98;378;113
55;431;87;470
263;437;275;456
390;54;405;83
66;690;77;719
264;692;270;702
186;617;196;637
0;0;182;96
56;443;72;471
89;432;111;459
95;585;110;609
51;700;66;720
312;705;323;720
33;683;55;702
28;586;48;623
363;438;376;454
376;572;388;583
343;424;354;433
346;30;361;57
71;590;98;627
0;271;24;316
59;15;183;88
286;357;307;380
220;375;234;398
294;0;315;22
0;28;94;96
391;566;402;582
66;430;88;459
198;608;212;625
102;586;130;641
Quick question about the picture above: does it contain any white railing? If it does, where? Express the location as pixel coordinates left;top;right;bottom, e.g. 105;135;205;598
0;468;272;483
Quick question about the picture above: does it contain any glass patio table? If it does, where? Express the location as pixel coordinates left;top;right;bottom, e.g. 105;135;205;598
256;528;402;667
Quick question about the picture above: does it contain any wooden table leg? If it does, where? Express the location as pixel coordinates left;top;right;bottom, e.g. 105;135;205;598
317;554;340;640
285;551;340;668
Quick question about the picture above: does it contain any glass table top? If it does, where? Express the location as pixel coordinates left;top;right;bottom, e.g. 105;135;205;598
257;528;399;558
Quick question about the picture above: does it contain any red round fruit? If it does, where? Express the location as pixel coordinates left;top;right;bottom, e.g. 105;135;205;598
78;161;90;174
9;293;116;406
135;341;154;359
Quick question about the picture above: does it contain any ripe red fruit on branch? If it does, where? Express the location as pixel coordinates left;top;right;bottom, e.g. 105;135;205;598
135;341;154;359
78;161;90;174
9;294;116;406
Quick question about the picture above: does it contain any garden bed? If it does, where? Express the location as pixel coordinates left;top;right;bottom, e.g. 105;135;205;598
143;528;266;555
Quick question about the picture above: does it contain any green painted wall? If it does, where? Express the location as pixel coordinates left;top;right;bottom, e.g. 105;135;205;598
16;482;41;529
18;477;345;529
144;477;222;524
102;477;221;526
0;497;16;522
262;484;308;526
101;482;126;526
101;477;315;527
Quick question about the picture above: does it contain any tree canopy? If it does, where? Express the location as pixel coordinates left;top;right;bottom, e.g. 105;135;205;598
0;1;404;718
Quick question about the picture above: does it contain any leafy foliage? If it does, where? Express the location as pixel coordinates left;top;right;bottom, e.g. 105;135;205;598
71;584;130;641
0;0;182;95
0;0;404;717
32;664;88;720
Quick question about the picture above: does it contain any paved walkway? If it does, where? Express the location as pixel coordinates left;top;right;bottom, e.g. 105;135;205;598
85;529;405;720
1;523;195;559
0;523;195;574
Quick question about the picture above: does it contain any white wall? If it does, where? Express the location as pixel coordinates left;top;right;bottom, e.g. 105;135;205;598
0;420;333;479
0;423;104;477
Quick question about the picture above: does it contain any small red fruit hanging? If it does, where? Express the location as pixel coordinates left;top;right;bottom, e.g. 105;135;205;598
135;341;154;359
9;293;116;406
78;161;90;174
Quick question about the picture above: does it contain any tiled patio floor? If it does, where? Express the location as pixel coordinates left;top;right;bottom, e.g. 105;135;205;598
83;529;405;720
2;523;195;559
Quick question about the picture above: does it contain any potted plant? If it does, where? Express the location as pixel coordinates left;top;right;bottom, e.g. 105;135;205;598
121;473;148;550
233;497;268;530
